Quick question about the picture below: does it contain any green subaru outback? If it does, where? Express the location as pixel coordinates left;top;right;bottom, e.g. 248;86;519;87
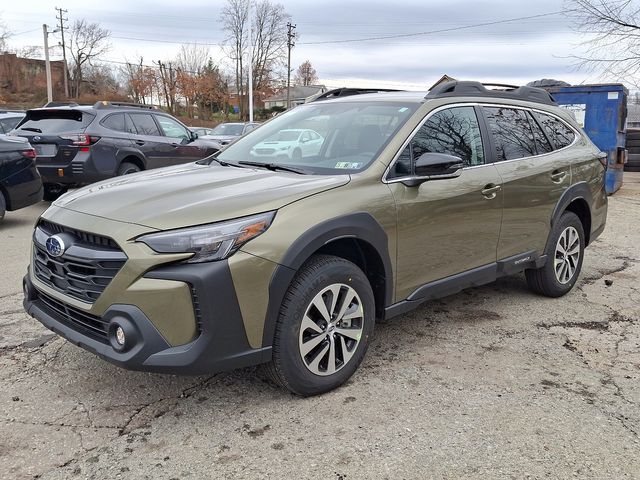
23;81;607;396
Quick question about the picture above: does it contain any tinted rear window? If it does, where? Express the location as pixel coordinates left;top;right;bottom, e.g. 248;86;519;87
534;112;576;150
101;113;125;132
484;107;537;161
17;109;94;134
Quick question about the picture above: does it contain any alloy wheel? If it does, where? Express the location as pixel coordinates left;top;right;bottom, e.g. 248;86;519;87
554;226;580;284
298;283;364;376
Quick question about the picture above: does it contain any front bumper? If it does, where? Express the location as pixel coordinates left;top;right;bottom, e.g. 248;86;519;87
23;260;271;374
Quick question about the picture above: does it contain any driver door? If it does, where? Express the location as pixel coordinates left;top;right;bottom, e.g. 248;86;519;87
386;106;503;300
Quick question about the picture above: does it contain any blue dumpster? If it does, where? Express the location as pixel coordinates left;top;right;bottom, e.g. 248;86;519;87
546;84;628;195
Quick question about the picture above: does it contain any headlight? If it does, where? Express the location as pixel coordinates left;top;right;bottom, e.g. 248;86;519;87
137;211;275;263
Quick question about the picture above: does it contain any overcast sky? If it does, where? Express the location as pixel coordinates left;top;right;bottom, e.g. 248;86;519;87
0;0;619;90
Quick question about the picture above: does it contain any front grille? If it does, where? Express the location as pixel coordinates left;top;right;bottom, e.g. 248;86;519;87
33;220;127;303
255;148;275;155
37;290;109;343
38;219;119;250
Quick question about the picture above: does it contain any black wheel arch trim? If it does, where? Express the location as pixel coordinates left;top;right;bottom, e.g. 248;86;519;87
260;212;393;348
549;181;593;244
116;149;147;169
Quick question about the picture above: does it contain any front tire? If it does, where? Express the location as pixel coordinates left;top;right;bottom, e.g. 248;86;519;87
525;211;585;297
266;255;375;396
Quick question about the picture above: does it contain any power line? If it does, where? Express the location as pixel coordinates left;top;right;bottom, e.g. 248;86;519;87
297;11;565;45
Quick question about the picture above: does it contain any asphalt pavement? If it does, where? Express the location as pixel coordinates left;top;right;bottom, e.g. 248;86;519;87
1;174;639;479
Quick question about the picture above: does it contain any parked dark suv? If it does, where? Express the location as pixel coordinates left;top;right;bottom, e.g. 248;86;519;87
13;102;222;200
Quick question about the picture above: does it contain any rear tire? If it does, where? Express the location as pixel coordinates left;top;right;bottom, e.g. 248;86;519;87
117;162;141;175
43;184;67;202
266;254;375;396
525;211;585;297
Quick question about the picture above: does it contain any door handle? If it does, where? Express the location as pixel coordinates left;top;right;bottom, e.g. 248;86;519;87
481;183;501;199
135;140;145;146
550;170;567;183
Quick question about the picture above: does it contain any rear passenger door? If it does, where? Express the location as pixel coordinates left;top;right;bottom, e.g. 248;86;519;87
128;113;167;168
482;106;575;260
388;106;503;300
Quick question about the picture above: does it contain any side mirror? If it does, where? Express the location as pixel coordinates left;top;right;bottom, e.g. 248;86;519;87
190;131;198;141
402;152;464;186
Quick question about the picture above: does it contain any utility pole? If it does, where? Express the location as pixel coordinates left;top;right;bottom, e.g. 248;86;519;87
42;24;53;104
55;7;69;98
248;0;254;122
286;22;296;109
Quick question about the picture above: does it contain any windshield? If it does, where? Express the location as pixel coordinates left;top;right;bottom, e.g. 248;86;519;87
217;101;419;175
212;123;245;136
16;109;94;134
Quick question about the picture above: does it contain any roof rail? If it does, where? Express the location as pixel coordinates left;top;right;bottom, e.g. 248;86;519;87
43;101;79;108
93;101;157;110
425;81;556;106
308;87;403;103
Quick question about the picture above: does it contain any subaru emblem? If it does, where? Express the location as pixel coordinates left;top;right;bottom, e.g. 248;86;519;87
33;136;41;142
45;235;66;257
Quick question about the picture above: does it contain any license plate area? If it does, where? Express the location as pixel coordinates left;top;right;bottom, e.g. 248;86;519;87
34;144;58;157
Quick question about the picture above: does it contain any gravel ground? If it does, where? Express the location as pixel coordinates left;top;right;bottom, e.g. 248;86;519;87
1;174;639;480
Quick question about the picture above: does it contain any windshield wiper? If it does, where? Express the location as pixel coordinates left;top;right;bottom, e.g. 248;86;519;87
238;161;308;174
20;127;42;133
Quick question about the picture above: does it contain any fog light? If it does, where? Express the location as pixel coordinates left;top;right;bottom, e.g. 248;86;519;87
115;326;126;346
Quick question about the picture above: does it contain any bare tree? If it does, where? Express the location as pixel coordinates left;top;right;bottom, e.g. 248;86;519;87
221;0;249;118
567;0;640;79
0;15;10;51
294;60;318;86
252;1;290;93
221;0;289;119
68;19;111;98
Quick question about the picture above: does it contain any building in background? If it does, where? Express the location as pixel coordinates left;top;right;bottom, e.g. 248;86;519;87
0;53;66;100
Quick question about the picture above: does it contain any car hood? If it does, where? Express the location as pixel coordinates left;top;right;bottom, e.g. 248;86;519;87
54;162;350;230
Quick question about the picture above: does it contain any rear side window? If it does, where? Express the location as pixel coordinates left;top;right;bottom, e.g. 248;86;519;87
16;110;94;134
534;112;576;150
101;114;125;132
484;107;537;161
130;114;160;136
527;111;553;154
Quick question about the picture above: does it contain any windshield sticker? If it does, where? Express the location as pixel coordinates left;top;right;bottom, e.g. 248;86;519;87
398;107;409;112
335;162;363;169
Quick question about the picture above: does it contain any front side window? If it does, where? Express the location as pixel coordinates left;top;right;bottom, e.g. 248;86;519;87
130;114;160;136
534;112;576;150
156;116;190;140
389;106;485;178
216;101;418;175
484;107;537;162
